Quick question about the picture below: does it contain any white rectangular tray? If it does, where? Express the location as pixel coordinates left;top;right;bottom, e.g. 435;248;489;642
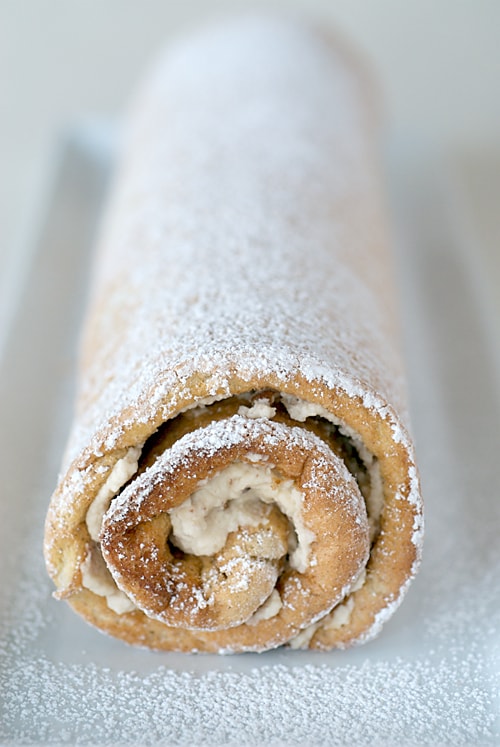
1;127;499;745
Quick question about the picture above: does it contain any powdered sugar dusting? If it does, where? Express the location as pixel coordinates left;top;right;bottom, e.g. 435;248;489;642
63;14;407;467
2;651;498;745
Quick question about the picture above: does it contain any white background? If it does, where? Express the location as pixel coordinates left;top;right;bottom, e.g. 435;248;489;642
1;0;499;337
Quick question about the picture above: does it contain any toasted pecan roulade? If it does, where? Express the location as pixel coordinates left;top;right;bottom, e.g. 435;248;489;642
44;15;423;653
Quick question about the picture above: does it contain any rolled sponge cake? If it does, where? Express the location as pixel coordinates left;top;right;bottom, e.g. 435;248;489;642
44;15;423;653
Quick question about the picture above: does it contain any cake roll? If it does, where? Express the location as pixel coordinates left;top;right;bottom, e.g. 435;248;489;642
44;15;423;653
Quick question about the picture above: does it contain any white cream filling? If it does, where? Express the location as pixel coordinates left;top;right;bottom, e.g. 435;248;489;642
170;461;314;573
80;546;136;614
237;399;277;419
281;395;372;464
86;446;142;541
281;394;383;541
288;568;367;648
247;589;283;625
81;446;142;610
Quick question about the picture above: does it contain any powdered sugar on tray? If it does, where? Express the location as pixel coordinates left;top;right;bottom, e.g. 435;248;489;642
2;654;498;746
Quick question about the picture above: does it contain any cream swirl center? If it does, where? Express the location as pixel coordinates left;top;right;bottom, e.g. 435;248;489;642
170;461;313;572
